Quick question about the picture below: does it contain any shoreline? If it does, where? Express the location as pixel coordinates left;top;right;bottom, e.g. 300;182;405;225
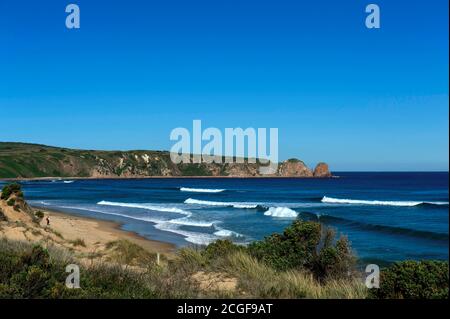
33;206;176;255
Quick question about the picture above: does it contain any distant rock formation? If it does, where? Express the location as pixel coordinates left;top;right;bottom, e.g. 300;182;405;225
313;162;332;178
278;159;313;177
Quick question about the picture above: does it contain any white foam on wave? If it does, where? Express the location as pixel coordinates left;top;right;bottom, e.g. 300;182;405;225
321;196;449;207
63;180;74;184
56;205;162;223
64;205;216;229
213;227;244;238
154;222;218;245
168;217;215;227
95;201;228;244
155;223;244;245
180;187;225;193
263;207;298;218
55;204;218;245
33;200;50;206
97;200;191;215
184;198;258;209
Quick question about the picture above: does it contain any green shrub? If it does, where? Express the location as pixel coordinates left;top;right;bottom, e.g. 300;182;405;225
35;211;44;220
21;245;51;268
176;247;207;268
248;220;321;271
202;239;244;261
248;220;355;280
312;229;355;280
6;198;15;206
0;242;157;299
369;260;449;299
1;183;22;200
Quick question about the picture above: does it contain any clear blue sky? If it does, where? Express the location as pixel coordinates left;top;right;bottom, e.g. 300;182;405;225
0;0;448;171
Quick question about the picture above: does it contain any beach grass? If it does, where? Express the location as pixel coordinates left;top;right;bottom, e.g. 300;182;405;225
0;232;448;299
0;236;367;299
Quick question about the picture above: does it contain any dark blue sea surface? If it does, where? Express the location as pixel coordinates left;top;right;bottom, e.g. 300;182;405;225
4;172;448;264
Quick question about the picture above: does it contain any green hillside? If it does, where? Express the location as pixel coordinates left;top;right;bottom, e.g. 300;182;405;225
0;142;330;179
0;142;259;178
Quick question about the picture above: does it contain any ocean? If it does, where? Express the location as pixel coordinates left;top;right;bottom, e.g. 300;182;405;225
5;172;448;265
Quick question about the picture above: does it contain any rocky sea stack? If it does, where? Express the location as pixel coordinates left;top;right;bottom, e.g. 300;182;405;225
277;159;332;178
313;162;332;178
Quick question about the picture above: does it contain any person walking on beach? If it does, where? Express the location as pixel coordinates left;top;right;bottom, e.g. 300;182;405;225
46;216;50;226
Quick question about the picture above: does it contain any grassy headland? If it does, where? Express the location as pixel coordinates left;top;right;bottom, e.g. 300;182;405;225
0;142;331;179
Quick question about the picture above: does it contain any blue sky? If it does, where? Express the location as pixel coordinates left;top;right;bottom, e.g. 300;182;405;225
0;0;448;171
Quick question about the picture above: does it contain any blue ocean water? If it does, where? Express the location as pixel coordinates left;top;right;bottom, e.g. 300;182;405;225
4;172;448;264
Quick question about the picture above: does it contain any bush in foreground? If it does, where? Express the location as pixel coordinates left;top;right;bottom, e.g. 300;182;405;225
0;241;157;298
248;220;356;280
0;219;446;299
202;239;245;261
369;260;449;299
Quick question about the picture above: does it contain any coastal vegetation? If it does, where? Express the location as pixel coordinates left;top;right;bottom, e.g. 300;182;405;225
1;234;447;299
1;183;22;200
368;260;449;299
34;210;44;221
247;221;355;280
0;183;448;299
0;235;366;299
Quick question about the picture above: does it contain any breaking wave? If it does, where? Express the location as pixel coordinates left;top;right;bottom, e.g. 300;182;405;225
184;198;258;209
213;227;244;238
167;217;215;227
263;207;298;218
97;200;191;215
321;196;448;207
180;187;225;193
153;222;217;245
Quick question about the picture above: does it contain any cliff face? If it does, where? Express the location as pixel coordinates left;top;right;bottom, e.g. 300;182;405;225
278;159;313;177
0;143;332;178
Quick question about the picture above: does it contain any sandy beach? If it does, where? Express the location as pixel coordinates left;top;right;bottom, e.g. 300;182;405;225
0;196;175;258
40;209;176;254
